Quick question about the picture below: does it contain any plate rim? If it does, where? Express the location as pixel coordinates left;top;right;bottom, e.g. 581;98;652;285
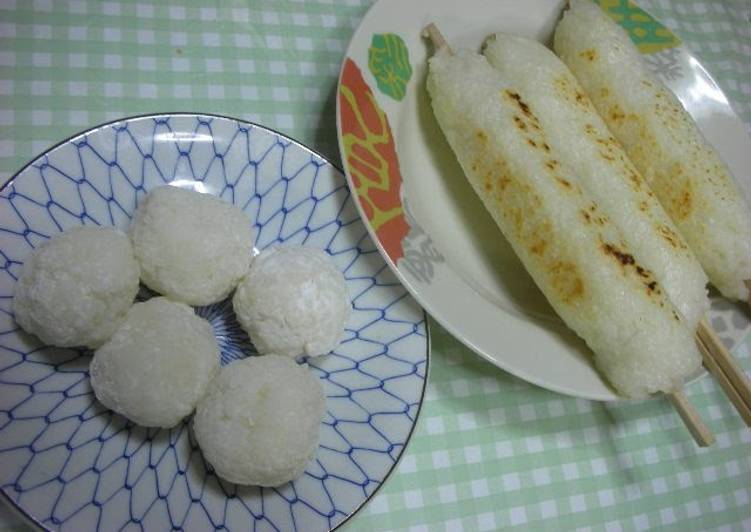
0;111;432;532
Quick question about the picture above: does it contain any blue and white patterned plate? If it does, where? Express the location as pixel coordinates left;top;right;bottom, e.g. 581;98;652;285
0;114;429;531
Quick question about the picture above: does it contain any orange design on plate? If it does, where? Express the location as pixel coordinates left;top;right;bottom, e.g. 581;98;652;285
339;57;409;263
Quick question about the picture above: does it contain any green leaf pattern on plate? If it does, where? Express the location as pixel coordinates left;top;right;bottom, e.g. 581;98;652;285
368;33;412;101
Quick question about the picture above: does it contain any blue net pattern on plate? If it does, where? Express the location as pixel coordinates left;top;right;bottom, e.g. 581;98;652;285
0;115;428;531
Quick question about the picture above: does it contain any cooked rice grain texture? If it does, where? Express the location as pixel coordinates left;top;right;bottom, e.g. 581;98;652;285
427;48;700;398
484;33;709;330
13;225;140;348
193;355;325;486
90;297;220;428
130;185;255;305
554;0;751;300
233;245;350;358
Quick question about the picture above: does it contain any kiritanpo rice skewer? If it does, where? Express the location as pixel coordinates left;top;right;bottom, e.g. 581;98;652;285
427;27;714;445
554;0;751;303
553;0;751;419
482;32;751;427
483;32;708;331
423;24;712;444
426;25;714;446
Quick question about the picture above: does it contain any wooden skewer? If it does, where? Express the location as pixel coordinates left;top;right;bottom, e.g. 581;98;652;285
422;22;715;447
668;390;716;447
422;23;451;53
697;319;751;413
697;333;751;426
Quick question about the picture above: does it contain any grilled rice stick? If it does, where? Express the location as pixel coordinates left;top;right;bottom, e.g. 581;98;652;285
426;43;701;399
554;0;751;301
483;33;709;331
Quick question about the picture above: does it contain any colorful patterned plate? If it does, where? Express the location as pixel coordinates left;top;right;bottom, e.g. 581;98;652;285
336;0;751;400
0;114;428;531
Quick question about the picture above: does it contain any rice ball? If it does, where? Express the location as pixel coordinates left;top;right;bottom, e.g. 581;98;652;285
13;225;140;348
193;354;326;486
130;185;254;306
233;245;350;358
90;297;220;428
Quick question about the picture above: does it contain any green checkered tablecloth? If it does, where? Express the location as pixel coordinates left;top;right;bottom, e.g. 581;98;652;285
1;1;751;530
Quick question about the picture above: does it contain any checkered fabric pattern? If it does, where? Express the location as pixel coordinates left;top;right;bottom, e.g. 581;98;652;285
1;1;751;531
643;0;751;129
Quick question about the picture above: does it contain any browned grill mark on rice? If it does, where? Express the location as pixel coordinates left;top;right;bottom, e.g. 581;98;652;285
580;49;597;61
504;92;553;164
586;203;608;226
628;171;643;190
473;146;512;195
657;224;687;249
602;242;635;266
666;165;694;220
549;261;585;304
530;240;547;256
674;189;693;219
504;90;532;117
610;103;626;122
602;242;665;296
554;75;594;110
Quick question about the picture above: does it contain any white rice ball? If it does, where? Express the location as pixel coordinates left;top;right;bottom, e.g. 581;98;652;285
130;185;254;306
89;297;220;428
193;354;326;486
233;245;350;358
13;225;140;348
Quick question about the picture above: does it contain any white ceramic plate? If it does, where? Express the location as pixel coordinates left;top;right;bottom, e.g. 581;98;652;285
336;0;751;400
0;114;429;531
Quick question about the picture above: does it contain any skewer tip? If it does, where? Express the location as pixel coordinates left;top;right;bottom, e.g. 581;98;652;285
668;390;715;447
422;23;451;53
